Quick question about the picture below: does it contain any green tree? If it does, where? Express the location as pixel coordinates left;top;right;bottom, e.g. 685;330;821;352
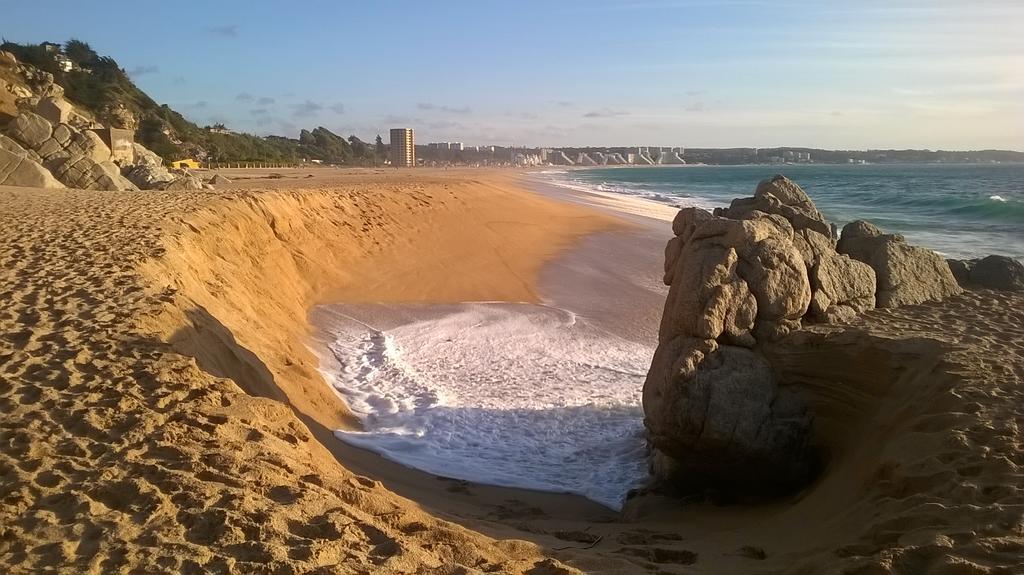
64;39;97;66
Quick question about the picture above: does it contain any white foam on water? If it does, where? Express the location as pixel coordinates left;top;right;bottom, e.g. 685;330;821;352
989;195;1007;202
317;302;653;509
533;176;681;221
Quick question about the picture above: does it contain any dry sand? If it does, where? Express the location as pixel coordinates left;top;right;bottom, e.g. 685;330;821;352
1;167;1022;574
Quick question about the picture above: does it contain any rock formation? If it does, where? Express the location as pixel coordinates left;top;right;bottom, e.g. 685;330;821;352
948;255;1024;291
0;144;64;188
644;175;963;495
0;50;210;192
837;220;962;307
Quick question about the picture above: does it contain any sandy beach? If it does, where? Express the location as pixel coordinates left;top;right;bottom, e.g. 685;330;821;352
2;168;1023;574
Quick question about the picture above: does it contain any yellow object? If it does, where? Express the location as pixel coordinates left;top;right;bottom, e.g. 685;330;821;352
172;158;201;169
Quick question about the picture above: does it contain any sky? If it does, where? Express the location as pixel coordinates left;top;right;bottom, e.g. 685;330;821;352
4;0;1023;150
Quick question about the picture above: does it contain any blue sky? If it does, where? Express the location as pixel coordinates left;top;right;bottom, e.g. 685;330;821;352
5;0;1022;149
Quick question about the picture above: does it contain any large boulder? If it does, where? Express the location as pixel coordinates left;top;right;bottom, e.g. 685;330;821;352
970;256;1024;291
661;213;812;346
949;256;1024;291
838;220;961;307
35;97;73;125
65;130;112;163
0;146;64;188
162;171;206;191
123;163;176;190
131;143;164;167
809;254;876;322
5;111;53;149
643;337;813;493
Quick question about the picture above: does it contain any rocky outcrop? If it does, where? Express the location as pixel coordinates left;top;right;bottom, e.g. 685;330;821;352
0;104;206;192
948;255;1024;291
643;175;969;497
838;220;962;307
3;111;135;191
0;145;65;188
208;174;231;185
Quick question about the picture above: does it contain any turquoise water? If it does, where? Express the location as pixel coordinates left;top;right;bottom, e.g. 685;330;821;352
557;164;1024;261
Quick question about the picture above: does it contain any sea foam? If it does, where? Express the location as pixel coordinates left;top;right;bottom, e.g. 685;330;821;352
317;302;653;509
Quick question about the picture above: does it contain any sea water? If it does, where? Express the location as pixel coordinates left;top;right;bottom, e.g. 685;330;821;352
552;163;1024;261
318;163;1023;510
315;303;652;509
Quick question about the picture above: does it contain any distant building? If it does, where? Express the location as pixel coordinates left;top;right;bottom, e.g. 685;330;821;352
390;128;415;167
54;54;73;72
41;42;62;54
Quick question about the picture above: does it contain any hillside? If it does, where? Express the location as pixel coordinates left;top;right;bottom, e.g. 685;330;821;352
0;39;386;165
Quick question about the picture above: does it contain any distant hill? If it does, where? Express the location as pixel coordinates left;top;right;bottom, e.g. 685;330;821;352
0;39;387;165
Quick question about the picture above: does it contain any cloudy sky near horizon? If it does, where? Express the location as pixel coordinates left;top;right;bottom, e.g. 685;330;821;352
5;0;1023;149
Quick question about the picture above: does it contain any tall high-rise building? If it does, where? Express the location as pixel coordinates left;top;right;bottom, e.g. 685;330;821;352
389;128;415;167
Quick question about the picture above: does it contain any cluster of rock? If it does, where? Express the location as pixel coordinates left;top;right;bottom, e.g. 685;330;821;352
643;175;964;494
2;111;135;190
0;50;214;192
0;108;214;191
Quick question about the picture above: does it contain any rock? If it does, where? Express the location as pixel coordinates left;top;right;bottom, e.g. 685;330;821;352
671;206;714;239
5;112;53;149
101;102;138;131
967;255;1024;291
0;147;65;188
716;175;833;239
35;97;73;125
661;240;758;346
48;154;137;191
755;175;826;224
736;232;810;336
0;134;27;155
34;137;65;161
662;212;815;346
643;337;813;493
51;124;73;147
837;220;961;307
808;254;876;322
663;235;684;285
208;173;231;185
65;130;112;163
792;228;835;269
161;172;205;191
946;259;972;286
0;51;16;67
123;164;176;190
131;143;164;167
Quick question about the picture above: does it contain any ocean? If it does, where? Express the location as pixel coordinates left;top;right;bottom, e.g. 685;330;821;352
314;163;1022;511
553;163;1024;261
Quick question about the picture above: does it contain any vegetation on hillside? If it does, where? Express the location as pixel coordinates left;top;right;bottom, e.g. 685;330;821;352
0;39;387;165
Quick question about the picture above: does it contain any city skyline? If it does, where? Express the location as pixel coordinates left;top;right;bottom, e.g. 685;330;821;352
5;0;1022;150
